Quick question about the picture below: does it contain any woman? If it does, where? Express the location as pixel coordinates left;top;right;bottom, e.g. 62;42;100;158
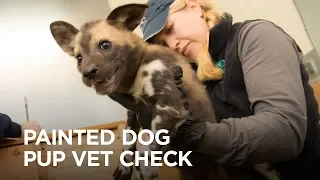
109;0;320;179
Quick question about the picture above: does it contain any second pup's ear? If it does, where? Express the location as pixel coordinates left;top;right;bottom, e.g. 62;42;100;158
107;3;149;31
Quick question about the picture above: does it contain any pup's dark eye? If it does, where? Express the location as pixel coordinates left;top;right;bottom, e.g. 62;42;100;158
76;55;82;64
99;41;112;50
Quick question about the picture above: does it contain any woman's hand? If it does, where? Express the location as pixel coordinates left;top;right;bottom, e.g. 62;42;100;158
21;120;41;139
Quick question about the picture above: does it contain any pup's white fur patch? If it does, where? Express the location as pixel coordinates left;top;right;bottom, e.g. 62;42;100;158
130;59;167;98
155;104;179;116
151;115;162;133
165;86;171;91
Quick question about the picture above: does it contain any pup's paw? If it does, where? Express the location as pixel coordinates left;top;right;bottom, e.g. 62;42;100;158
113;164;133;180
136;165;158;180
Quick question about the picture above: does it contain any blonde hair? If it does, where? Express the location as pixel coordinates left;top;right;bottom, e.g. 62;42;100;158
169;0;224;81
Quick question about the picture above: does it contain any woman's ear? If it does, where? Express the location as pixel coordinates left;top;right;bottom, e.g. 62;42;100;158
185;0;203;17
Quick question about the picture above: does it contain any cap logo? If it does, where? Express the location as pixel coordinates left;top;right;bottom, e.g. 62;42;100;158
140;17;147;30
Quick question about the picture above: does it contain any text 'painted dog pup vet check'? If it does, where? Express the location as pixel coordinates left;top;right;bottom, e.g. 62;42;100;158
23;129;192;167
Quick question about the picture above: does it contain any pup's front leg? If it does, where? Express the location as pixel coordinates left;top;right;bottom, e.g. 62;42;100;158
114;110;140;180
135;114;184;180
135;70;189;180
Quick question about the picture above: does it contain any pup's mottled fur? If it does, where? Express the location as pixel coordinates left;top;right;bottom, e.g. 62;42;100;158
49;3;278;180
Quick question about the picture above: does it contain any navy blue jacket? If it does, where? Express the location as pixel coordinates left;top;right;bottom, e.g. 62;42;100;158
0;113;22;139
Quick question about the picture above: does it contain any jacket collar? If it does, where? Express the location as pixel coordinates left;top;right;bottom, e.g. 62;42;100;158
208;13;233;61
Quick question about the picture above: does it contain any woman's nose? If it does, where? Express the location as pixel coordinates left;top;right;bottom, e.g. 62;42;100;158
165;37;180;51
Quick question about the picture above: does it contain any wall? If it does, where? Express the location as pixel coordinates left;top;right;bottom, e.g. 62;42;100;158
108;0;314;55
293;0;320;83
294;0;320;54
0;0;127;132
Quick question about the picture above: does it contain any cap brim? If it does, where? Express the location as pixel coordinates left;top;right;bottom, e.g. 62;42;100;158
142;7;169;42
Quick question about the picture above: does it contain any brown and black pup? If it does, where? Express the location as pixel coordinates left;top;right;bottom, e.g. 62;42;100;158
49;3;276;180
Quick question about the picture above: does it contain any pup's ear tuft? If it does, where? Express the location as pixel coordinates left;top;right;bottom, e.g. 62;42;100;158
107;3;149;31
50;21;79;56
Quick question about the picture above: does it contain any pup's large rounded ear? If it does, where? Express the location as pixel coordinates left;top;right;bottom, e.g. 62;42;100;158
107;3;149;32
50;21;79;56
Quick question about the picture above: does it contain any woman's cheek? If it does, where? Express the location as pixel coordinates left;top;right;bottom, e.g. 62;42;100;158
189;43;202;60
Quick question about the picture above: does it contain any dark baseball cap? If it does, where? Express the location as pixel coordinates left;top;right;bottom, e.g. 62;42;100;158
140;0;175;42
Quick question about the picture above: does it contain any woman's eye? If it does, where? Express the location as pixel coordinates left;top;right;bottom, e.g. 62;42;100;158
76;55;82;64
161;41;168;47
99;41;112;50
167;25;173;34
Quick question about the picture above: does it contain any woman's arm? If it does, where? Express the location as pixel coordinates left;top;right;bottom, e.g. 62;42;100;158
196;20;307;166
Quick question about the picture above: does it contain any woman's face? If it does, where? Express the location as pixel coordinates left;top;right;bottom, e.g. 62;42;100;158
153;0;210;60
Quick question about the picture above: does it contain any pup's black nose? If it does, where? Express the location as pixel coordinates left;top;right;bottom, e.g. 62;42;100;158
83;65;98;79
